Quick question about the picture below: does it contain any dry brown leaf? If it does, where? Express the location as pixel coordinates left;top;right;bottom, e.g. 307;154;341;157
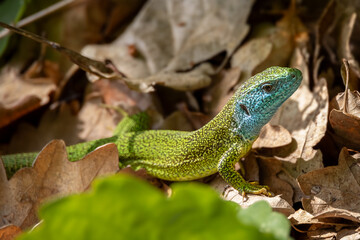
209;174;294;216
61;0;145;51
252;4;307;73
160;111;194;131
313;0;336;83
328;58;360;151
0;140;119;229
241;152;295;204
289;208;360;239
267;77;328;202
118;167;170;193
289;209;359;238
23;60;60;84
83;0;254;91
271;79;328;162
307;229;337;240
6;107;79;154
94;78;153;113
0;96;41;129
329;109;360;151
308;227;360;240
314;1;360;90
0;224;22;240
0;66;57;128
6;96;119;154
337;228;360;240
333;89;360;117
298;148;360;223
0;22;117;83
207;20;309;205
337;12;360;90
329;87;360;151
203;67;241;116
178;103;210;130
257;157;294;205
253;124;292;149
288;208;318;225
231;38;272;84
242;152;260;183
77;97;120;141
129;63;214;91
314;209;360;224
158;106;208;132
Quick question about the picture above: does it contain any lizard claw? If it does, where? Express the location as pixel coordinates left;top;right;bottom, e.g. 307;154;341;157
239;181;273;198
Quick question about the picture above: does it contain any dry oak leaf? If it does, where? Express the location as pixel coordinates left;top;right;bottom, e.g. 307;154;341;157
268;78;328;203
231;38;272;86
270;78;328;163
0;140;119;229
0;224;22;240
256;157;294;207
93;78;153;113
251;4;308;74
289;209;360;240
253;124;292;149
289;209;358;235
209;175;294;217
82;0;254;91
298;148;360;223
7;97;118;155
330;89;360;151
241;152;294;206
203;67;241;116
0;66;57;128
6;106;80;154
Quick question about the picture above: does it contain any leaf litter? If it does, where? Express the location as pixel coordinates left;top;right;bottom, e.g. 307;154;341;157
0;140;119;229
0;0;360;239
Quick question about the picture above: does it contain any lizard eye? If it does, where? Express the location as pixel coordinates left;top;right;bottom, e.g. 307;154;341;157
262;83;273;93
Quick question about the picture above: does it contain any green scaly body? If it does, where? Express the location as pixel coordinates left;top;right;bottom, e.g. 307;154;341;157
1;67;302;196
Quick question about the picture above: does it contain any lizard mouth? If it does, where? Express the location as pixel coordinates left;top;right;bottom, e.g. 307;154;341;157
239;104;250;116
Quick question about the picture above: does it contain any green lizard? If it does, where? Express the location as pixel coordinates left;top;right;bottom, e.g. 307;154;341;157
1;66;302;196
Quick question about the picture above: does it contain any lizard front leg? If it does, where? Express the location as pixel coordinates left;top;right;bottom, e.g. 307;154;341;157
217;143;271;197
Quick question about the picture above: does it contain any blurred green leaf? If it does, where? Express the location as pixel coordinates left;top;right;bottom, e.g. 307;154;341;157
0;0;28;57
18;175;291;240
238;201;292;240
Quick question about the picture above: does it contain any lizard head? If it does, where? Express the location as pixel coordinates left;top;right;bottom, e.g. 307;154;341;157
232;66;302;140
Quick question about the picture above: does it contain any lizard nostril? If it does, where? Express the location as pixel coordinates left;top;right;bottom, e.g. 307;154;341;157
239;104;250;116
291;74;296;80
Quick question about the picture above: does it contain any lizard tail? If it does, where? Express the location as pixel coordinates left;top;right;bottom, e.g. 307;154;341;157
1;136;118;179
1;152;38;178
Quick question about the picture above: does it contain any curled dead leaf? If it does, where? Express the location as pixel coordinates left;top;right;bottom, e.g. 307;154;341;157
83;0;254;91
253;124;292;149
0;224;22;240
209;174;294;216
265;77;328;203
288;208;360;240
256;157;294;206
329;109;360;151
329;60;360;151
298;148;360;223
271;78;328;162
0;67;56;128
231;38;272;84
128;63;214;91
203;67;241;116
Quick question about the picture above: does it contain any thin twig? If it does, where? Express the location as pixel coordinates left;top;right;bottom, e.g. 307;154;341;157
342;58;349;113
0;21;114;77
0;0;75;39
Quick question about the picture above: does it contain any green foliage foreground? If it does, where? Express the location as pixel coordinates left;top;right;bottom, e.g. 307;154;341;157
19;175;291;240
